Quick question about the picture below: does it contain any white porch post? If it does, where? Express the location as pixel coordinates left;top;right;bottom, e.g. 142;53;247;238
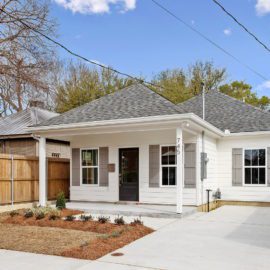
176;128;183;214
39;137;47;206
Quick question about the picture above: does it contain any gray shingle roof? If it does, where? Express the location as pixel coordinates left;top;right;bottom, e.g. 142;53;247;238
0;108;58;136
36;84;184;127
177;89;270;133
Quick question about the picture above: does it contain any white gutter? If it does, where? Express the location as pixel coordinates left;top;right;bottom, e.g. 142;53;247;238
26;113;225;137
224;130;270;137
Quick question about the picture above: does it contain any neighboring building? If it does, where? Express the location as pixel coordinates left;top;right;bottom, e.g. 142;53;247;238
29;84;270;212
0;105;70;158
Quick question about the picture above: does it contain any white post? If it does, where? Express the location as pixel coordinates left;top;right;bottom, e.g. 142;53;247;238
39;137;47;206
176;128;183;214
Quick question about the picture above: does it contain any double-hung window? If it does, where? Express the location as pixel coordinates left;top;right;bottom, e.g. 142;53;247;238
244;149;266;185
161;146;177;186
81;149;99;185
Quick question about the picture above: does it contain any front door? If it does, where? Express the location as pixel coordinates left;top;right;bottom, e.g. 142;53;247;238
119;148;139;201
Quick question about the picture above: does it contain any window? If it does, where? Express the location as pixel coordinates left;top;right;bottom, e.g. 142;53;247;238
81;149;98;185
161;146;177;186
244;149;266;185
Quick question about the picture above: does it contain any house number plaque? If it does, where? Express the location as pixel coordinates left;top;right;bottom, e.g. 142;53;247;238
176;137;181;155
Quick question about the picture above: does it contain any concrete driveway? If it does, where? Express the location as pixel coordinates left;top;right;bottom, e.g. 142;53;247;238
1;206;270;270
100;206;270;270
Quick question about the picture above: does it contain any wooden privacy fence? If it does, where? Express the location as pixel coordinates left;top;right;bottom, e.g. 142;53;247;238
0;154;70;205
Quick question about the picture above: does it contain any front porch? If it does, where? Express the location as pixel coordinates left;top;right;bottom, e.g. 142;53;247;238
36;118;206;214
66;201;197;219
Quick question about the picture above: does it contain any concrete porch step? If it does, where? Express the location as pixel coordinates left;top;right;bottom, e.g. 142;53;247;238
66;202;197;219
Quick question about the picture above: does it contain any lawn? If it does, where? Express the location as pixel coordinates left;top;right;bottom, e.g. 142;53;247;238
0;208;153;260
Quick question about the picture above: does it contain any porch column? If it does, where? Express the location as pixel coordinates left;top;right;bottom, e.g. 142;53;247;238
39;137;47;206
176;128;183;214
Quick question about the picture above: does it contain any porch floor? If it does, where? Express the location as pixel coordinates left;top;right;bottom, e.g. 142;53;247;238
66;202;197;219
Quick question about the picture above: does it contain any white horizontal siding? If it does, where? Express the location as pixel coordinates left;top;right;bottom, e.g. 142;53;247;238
217;135;270;202
69;129;198;205
197;134;218;205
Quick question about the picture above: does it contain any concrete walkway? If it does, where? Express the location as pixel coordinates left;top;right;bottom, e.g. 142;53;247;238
0;250;153;270
100;206;270;270
1;206;270;269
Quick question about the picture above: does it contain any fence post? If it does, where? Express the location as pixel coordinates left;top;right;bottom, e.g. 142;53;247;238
10;154;14;205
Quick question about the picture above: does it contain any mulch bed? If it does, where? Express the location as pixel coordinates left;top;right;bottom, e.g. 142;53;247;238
61;225;152;260
0;209;154;260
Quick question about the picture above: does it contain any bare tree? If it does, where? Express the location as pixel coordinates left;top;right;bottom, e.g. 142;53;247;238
0;0;57;116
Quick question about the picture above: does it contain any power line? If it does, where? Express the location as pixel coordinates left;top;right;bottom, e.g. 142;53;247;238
211;0;270;54
0;6;187;95
150;0;269;81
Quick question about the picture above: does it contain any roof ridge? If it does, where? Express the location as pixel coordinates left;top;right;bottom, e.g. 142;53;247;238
55;83;182;117
54;83;137;117
138;84;182;113
214;88;270;115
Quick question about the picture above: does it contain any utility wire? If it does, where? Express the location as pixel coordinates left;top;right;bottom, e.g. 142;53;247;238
0;6;189;95
211;0;270;54
150;0;269;81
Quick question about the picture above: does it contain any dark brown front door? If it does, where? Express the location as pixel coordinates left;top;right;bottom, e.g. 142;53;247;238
119;148;139;201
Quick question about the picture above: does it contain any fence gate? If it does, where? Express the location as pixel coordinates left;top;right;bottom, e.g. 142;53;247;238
0;154;70;205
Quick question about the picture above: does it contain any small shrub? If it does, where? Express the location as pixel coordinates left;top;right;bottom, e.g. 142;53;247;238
35;210;45;220
80;214;93;222
111;230;123;238
9;210;19;217
49;209;60;220
114;216;125;225
24;209;34;218
56;191;66;210
80;241;89;248
32;202;39;208
98;216;110;224
130;218;143;226
65;215;75;221
98;234;110;240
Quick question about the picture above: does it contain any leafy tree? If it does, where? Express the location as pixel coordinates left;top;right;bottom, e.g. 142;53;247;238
151;68;190;104
55;62;134;113
151;61;227;103
219;81;270;110
188;61;226;95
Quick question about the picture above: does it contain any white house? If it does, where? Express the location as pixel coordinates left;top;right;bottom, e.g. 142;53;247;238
28;84;270;213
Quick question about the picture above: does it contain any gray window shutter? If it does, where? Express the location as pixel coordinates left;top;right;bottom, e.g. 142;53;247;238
149;145;160;187
232;148;243;186
184;143;196;188
99;147;109;187
72;148;80;186
267;148;270;186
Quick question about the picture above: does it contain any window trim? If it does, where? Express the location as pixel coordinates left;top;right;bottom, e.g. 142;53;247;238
242;148;267;187
159;145;177;188
80;148;99;186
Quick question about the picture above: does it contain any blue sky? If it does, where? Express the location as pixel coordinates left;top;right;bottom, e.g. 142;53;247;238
51;0;270;97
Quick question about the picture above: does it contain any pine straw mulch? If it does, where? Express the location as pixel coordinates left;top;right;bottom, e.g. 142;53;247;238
0;210;154;260
0;223;99;256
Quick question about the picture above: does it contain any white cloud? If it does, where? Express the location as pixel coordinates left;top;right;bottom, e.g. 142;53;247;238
255;0;270;16
54;0;136;14
223;28;232;36
257;80;270;91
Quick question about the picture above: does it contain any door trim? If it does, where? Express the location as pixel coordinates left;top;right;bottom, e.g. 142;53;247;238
118;147;139;202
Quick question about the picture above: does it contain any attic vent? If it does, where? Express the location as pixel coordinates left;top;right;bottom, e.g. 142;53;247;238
224;129;231;134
